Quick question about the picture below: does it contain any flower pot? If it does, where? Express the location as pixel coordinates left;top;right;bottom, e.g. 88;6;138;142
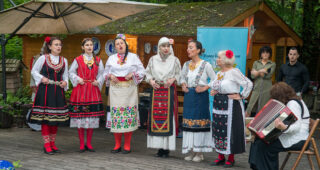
0;111;13;128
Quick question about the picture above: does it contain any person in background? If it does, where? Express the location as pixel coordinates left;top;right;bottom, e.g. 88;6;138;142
246;46;276;117
277;47;309;96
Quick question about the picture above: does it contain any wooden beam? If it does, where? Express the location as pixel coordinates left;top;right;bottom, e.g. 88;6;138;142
260;2;303;46
224;4;260;27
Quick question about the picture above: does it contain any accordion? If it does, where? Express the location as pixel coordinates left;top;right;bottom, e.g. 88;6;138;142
247;99;298;143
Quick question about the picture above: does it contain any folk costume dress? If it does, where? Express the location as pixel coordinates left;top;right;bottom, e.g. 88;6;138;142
104;52;145;152
211;68;252;155
145;37;181;151
69;54;105;151
180;60;216;154
30;54;69;152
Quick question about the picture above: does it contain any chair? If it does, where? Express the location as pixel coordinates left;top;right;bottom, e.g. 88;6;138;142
280;118;320;170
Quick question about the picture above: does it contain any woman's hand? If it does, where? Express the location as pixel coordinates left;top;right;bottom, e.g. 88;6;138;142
92;80;99;87
210;90;218;96
125;72;133;80
251;69;259;77
228;93;242;100
258;68;268;77
195;86;208;93
182;83;189;93
41;77;49;84
110;74;119;84
59;81;67;88
164;78;176;88
150;79;160;90
274;118;288;130
78;78;84;85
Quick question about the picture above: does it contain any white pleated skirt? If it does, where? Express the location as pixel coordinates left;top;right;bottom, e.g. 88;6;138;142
182;131;213;154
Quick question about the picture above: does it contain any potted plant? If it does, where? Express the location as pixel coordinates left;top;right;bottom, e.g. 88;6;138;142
14;87;32;128
0;98;14;128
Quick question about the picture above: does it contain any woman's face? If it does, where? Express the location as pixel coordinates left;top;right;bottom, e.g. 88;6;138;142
115;39;126;54
82;40;93;55
261;52;270;60
159;43;170;55
49;40;62;55
187;42;200;58
216;54;225;67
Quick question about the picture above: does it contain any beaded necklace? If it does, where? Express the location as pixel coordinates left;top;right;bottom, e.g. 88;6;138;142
45;54;64;73
117;53;127;65
188;60;202;71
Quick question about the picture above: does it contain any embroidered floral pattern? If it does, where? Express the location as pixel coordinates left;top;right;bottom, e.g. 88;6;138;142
182;118;211;129
111;105;138;129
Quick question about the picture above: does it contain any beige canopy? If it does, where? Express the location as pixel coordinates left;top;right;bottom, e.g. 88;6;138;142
0;0;165;34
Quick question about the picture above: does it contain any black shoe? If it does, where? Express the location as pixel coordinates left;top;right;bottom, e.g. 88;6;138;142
211;159;225;166
79;147;86;153
52;148;61;153
43;147;54;155
162;150;169;158
85;145;95;152
224;160;235;168
155;149;164;157
111;147;121;153
122;149;131;154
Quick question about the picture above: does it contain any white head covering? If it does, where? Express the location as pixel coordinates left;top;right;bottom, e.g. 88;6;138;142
157;37;174;61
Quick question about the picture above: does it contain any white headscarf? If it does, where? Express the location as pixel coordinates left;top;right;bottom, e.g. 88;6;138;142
157;37;174;61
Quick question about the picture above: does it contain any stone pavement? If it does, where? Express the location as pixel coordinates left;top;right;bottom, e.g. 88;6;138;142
0;127;318;170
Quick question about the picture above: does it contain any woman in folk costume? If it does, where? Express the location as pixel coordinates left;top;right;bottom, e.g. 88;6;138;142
69;38;105;152
104;34;145;154
30;37;69;155
210;50;253;167
146;37;181;158
180;40;216;162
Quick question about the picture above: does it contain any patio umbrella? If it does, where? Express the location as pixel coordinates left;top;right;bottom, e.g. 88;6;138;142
0;0;165;100
0;0;165;34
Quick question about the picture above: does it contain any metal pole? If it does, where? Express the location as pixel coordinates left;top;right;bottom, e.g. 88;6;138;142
0;0;6;101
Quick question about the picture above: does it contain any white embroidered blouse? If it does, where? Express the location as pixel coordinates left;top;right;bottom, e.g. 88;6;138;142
69;54;105;90
180;60;216;87
145;55;181;84
103;52;145;86
279;100;310;148
211;68;253;99
31;54;69;91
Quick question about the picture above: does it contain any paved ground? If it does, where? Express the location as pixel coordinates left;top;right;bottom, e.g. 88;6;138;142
0;126;319;170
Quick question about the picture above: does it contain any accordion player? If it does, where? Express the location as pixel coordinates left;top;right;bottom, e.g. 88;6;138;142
247;99;298;143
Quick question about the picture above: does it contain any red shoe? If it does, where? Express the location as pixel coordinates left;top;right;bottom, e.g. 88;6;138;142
224;160;235;168
210;158;225;166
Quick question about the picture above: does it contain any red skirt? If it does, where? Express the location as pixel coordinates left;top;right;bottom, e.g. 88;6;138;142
69;82;104;118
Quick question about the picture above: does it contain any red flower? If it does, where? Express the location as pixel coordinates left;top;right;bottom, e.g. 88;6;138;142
188;38;193;43
45;36;51;44
169;38;174;45
226;50;234;59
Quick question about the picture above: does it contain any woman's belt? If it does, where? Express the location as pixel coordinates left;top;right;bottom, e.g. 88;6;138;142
116;77;132;82
48;80;61;85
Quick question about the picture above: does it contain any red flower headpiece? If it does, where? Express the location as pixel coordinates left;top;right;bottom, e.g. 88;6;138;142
188;38;193;43
169;38;174;45
44;36;51;44
226;50;234;59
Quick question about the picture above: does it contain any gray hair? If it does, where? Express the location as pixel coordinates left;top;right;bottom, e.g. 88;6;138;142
218;50;235;66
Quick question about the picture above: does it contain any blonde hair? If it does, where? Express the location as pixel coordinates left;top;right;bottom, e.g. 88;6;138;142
218;50;235;66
